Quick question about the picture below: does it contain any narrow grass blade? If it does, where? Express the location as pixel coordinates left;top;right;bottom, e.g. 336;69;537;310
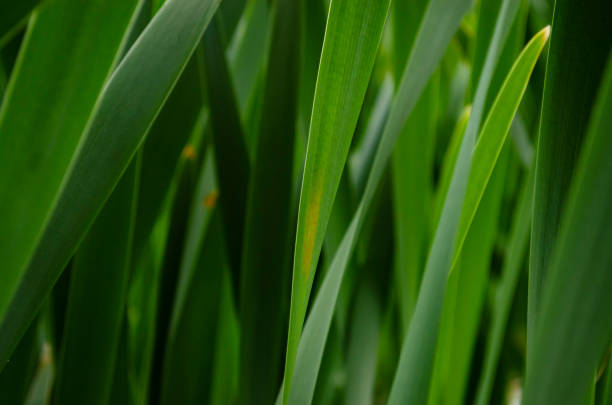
202;15;250;282
282;0;474;401
160;149;218;403
0;0;141;321
392;74;438;331
283;0;391;400
148;133;203;404
388;24;547;405
239;0;301;403
428;148;509;405
523;53;612;405
474;169;534;405
228;0;270;115
528;0;612;351
161;215;226;404
24;343;54;405
54;159;139;405
0;0;222;369
345;285;381;405
132;58;205;262
209;270;240;405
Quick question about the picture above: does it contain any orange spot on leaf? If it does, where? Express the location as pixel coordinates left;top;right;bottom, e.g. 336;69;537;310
203;190;218;208
300;187;323;279
182;144;196;160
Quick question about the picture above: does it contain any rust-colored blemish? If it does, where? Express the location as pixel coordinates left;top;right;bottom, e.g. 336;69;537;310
182;144;196;160
203;190;219;208
300;187;323;279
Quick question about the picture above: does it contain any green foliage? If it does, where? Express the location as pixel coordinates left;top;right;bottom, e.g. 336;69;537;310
0;0;609;404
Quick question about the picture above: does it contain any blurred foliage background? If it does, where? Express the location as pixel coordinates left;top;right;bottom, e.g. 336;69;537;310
0;0;611;404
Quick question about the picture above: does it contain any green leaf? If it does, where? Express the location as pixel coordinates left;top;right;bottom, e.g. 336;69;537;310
528;0;612;351
474;168;534;405
428;147;509;405
282;0;391;401
392;73;439;331
53;159;139;405
209;270;240;405
161;149;219;403
0;0;222;369
161;214;227;404
282;0;474;402
202;15;250;281
388;23;547;405
132;57;205;263
239;0;301;403
523;52;612;405
0;0;142;322
147;126;204;404
344;285;381;405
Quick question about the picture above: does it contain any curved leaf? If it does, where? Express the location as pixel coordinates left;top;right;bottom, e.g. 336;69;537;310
0;0;222;368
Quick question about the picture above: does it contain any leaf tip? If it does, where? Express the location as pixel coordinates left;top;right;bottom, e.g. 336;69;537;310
541;25;551;43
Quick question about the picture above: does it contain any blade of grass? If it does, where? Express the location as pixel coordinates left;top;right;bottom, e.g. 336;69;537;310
132;57;205;263
523;52;612;405
161;215;226;404
392;73;439;331
283;0;474;401
147;128;205;404
24;343;53;405
428;147;509;405
282;1;391;401
209;270;240;405
227;0;270;115
239;0;301;403
0;0;222;369
160;149;219;403
474;168;534;405
345;284;381;405
202;15;250;285
528;0;612;352
0;0;142;322
388;24;547;405
53;158;139;405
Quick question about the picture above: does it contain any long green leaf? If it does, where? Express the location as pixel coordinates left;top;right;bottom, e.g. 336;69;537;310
282;0;391;401
0;0;222;369
474;168;534;405
283;0;473;402
54;159;139;405
388;24;547;405
528;0;612;351
344;284;381;405
202;15;250;282
523;52;612;405
428;147;509;405
0;0;141;321
132;57;205;263
239;0;301;403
